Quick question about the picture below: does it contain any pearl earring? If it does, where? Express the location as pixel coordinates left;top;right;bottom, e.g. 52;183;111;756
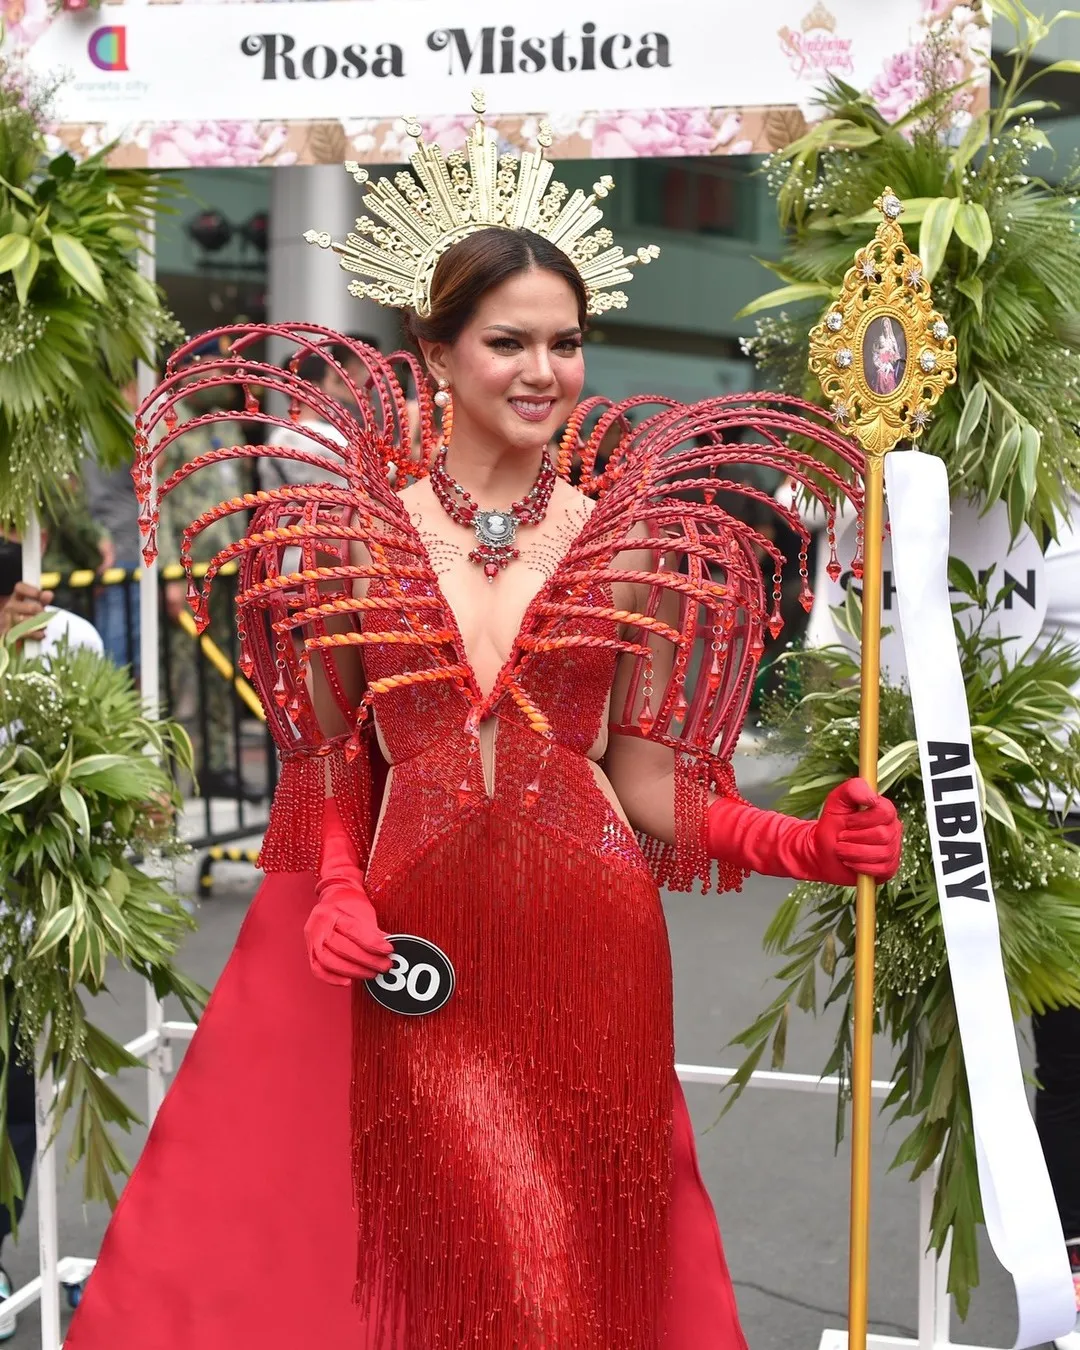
433;378;451;409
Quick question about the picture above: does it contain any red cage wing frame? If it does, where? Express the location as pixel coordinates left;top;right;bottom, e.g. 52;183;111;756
132;325;451;869
544;393;867;888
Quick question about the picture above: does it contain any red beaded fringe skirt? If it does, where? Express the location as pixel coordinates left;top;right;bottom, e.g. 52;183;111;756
66;848;747;1349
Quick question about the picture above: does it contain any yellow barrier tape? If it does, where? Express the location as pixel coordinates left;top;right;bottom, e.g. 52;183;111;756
175;610;266;723
40;560;240;590
207;847;261;863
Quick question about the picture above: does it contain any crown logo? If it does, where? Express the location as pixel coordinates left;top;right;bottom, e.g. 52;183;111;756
304;90;659;318
802;2;836;32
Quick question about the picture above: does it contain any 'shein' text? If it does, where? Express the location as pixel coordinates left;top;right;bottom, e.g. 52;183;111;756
927;741;990;903
239;24;672;81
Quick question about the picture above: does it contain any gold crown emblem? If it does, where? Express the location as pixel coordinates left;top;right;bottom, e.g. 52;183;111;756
802;2;836;32
304;90;659;318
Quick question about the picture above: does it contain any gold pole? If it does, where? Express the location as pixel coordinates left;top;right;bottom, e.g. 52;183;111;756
848;451;884;1350
807;184;955;1350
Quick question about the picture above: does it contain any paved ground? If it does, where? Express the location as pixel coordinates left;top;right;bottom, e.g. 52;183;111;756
0;753;1035;1348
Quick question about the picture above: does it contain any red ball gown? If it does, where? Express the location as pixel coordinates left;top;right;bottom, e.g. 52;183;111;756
66;330;863;1349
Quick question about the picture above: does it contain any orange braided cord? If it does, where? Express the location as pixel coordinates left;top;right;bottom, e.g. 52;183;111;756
557;567;733;607
302;630;455;652
518;634;652;659
366;664;471;696
272;595;443;634
501;680;552;738
532;603;682;645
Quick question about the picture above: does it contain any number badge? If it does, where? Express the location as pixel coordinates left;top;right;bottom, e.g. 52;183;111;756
366;935;455;1016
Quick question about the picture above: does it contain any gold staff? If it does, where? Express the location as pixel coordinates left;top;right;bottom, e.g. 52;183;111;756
808;189;957;1350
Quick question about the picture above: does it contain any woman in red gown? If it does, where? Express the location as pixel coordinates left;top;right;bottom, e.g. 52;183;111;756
67;107;899;1350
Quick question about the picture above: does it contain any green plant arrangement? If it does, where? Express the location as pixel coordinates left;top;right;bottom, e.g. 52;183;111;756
0;616;206;1222
0;33;180;529
740;1;1080;540
729;580;1080;1313
730;0;1080;1316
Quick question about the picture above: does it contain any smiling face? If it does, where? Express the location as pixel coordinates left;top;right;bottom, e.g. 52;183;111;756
420;266;585;456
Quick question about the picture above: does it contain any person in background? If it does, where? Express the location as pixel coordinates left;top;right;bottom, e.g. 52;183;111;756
157;340;261;802
261;349;352;490
85;378;142;676
0;545;102;1342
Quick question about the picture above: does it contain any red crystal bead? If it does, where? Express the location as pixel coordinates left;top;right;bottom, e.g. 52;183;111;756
484;562;498;580
285;691;305;722
799;583;814;613
457;774;472;808
164;405;177;431
637;698;655;736
141;529;157;566
674;689;688;721
707;650;723;693
186;578;200;611
826;557;842;583
238;649;255;680
272;668;290;708
750;635;765;660
344;731;363;764
522;774;542;810
767;610;784;640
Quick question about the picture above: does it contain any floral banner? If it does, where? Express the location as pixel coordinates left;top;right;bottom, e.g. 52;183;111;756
5;0;989;167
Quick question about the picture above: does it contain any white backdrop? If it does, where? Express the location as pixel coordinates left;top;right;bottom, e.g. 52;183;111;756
12;0;991;166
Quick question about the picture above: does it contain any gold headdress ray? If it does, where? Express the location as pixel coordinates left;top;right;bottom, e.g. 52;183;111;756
305;89;659;317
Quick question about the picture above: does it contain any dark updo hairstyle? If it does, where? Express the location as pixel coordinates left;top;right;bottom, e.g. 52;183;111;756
404;227;588;348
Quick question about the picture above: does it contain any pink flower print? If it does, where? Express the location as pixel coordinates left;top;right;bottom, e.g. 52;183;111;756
2;0;50;48
147;122;296;168
715;112;754;156
869;46;928;124
593;107;725;159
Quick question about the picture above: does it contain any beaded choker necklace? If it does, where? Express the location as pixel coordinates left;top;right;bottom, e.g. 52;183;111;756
429;447;557;582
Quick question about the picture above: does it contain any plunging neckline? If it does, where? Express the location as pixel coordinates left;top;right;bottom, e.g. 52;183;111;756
402;492;599;715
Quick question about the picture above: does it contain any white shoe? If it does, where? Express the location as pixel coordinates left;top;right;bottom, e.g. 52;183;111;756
0;1266;17;1342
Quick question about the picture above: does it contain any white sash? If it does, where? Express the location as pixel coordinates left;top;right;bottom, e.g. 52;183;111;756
885;449;1074;1347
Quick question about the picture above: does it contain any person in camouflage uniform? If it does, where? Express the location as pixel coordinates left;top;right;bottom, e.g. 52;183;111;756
156;371;261;801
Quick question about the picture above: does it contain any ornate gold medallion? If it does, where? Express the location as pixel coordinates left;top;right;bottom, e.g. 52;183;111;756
808;188;957;458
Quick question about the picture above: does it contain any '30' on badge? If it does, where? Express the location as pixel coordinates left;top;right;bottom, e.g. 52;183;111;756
366;935;455;1016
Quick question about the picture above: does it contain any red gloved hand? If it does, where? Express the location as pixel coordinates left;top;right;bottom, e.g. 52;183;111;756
305;799;394;986
706;777;902;886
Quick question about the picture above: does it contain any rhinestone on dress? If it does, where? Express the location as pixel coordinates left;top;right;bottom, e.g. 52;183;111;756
919;350;937;373
932;318;949;340
826;311;843;332
882;194;903;219
835;348;854;369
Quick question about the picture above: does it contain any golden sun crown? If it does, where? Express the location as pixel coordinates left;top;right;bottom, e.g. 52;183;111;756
304;89;659;318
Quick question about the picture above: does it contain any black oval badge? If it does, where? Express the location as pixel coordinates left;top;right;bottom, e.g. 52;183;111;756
366;935;455;1017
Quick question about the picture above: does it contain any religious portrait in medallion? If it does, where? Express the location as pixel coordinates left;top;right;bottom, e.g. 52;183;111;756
861;316;907;398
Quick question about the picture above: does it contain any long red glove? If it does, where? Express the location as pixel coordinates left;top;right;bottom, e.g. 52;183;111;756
706;777;901;885
304;799;394;986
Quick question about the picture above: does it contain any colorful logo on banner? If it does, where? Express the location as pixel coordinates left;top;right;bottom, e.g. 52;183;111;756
88;27;128;73
778;3;853;78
